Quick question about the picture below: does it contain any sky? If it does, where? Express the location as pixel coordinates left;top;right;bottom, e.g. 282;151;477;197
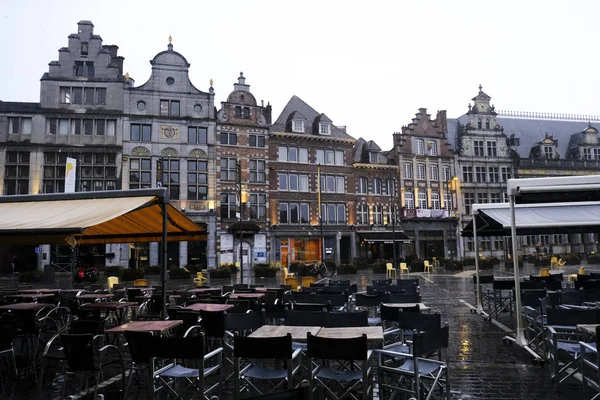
1;0;600;150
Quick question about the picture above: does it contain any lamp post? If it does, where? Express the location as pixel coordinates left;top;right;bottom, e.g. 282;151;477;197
317;164;324;264
389;175;398;269
237;162;244;284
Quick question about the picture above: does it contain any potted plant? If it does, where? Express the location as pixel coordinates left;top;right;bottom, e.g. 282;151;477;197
254;263;278;277
209;264;239;279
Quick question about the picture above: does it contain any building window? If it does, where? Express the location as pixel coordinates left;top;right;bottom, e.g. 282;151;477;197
44;152;116;193
372;178;382;194
131;124;152;142
220;157;237;181
474;140;484;156
462;166;473;183
357;177;368;194
249;134;265;147
427;141;437;156
372;205;383;225
385;179;395;196
357;204;369;225
187;160;208;201
74;61;94;77
8;117;32;134
583;148;592;160
278;173;288;191
465;238;474;252
477;193;488;204
501;167;512;182
417;192;427;209
417;164;426;180
320;175;345;193
316;149;344;165
494;237;504;250
414;139;425;155
279;146;307;163
369;152;378;163
490;193;502;203
485;118;490;129
479;238;491;251
319;123;330;135
163;159;180;200
464;192;475;214
188;127;207;144
160;100;180;117
477;118;482;129
429;192;440;209
81;42;88;56
279;173;309;192
404;192;414;209
553;234;564;245
279;202;309;224
249;194;267;220
403;163;413;179
300;148;309;163
220;193;238;219
249;159;265;182
292;120;304;133
60;87;106;105
220;132;237;145
593;148;600;160
444;192;452;210
486;167;498;183
475;166;486;183
234;106;250;119
430;165;439;181
129;157;152;190
43;152;65;193
442;166;451;182
487;141;497;157
4;151;29;195
321;203;346;224
47;118;115;136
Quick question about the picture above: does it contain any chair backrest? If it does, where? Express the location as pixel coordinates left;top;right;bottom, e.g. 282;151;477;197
397;312;441;331
544;280;562;291
61;333;96;371
473;275;495;285
306;332;368;361
400;262;408;270
583;290;600;303
225;311;264;333
540;268;550;277
373;279;392;287
579;267;586;275
329;279;350;287
234;333;293;359
521;281;545;290
380;303;401;323
412;325;449;358
285;310;325;326
546;307;600;326
356;292;390;307
520;290;547;307
126;288;142;302
424;260;430;267
388;293;421;303
199;309;226;337
493;279;515;290
551;273;563;282
71;319;103;335
560;290;583;306
285;277;299;288
388;286;406;294
282;267;290;280
386;263;393;270
0;316;18;352
324;311;368;327
107;276;119;291
551;256;558;264
396;278;419;293
234;284;249;290
133;279;148;287
234;288;256;294
302;276;315;287
292;302;331;312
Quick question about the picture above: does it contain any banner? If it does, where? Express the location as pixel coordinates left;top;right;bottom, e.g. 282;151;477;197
65;157;77;193
156;159;163;187
220;234;233;250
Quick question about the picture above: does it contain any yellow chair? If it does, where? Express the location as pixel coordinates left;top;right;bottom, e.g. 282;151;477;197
432;257;440;270
579;266;586;275
399;262;409;277
386;263;396;279
194;272;207;287
540;268;550;277
133;278;149;287
282;267;296;283
302;276;315;288
285;277;300;291
107;276;119;292
550;256;559;269
424;260;432;274
568;266;585;286
557;258;566;268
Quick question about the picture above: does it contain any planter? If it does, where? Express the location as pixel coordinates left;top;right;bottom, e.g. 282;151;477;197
255;269;277;278
209;271;232;279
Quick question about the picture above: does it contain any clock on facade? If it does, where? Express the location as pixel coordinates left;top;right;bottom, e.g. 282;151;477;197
479;104;486;111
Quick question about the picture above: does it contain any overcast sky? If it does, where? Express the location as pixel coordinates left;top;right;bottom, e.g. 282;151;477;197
1;1;599;149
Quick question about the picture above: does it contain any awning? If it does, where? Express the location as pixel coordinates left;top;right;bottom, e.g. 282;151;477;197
462;202;600;237
358;230;411;243
228;221;262;233
0;190;206;245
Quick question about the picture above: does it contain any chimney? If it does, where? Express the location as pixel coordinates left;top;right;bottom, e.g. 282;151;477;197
435;110;447;133
336;125;347;133
264;102;272;125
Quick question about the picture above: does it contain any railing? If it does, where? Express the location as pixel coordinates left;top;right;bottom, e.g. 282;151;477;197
518;158;600;170
497;110;600;123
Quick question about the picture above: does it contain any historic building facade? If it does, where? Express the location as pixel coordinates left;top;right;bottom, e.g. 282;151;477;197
391;108;458;260
268;96;356;267
215;73;271;278
121;38;217;269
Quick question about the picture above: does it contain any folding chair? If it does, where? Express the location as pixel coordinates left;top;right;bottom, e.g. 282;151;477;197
355;292;390;325
234;333;302;398
324;311;368;328
0;316;18;379
396;278;420;294
293;302;332;312
580;325;600;399
329;279;351;287
472;275;494;310
388;293;421;304
285;310;326;327
373;279;392;287
384;312;442;355
490;279;515;319
377;325;450;400
307;332;373;400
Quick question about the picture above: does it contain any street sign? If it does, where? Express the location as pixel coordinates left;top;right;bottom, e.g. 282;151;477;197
35;247;41;254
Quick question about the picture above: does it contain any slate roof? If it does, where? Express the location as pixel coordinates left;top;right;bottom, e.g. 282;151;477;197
270;95;355;140
0;101;42;113
448;115;599;159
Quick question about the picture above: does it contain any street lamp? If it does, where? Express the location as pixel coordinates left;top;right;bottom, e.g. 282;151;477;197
237;162;249;283
317;164;325;264
389;174;398;269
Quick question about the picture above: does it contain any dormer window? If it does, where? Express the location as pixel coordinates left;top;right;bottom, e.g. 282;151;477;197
292;120;304;133
319;123;330;135
543;146;554;159
81;42;88;57
369;152;378;163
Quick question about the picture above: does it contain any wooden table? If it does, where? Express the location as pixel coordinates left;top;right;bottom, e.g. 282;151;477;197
105;320;183;334
126;287;153;291
317;326;384;348
249;325;321;342
183;303;235;312
230;293;265;299
135;294;181;301
189;288;221;294
0;302;54;311
7;293;55;301
19;288;61;294
381;303;431;313
77;293;113;300
82;301;139;311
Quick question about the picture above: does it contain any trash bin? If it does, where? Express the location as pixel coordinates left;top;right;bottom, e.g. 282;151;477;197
43;264;55;285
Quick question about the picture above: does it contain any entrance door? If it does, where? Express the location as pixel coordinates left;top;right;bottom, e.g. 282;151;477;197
237;242;252;277
280;239;289;268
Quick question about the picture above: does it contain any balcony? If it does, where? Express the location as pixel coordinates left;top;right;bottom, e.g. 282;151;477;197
518;158;600;170
402;208;457;219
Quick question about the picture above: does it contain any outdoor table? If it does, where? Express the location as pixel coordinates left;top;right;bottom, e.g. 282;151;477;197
6;293;55;302
59;289;85;297
82;301;139;323
76;293;113;300
381;303;431;313
577;324;599;341
317;326;384;348
126;287;154;292
249;325;321;342
105;320;183;334
0;302;54;311
230;293;265;299
135;294;181;301
189;288;221;294
18;288;61;294
183;303;235;312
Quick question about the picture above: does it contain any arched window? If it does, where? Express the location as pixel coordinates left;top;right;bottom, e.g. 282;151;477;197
485;118;490;129
414;139;425;155
477;118;482;129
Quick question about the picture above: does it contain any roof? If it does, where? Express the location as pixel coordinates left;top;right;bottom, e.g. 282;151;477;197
0;101;42;113
0;189;206;245
270;95;355;140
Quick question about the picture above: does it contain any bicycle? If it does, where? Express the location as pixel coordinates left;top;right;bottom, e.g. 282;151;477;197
309;261;335;278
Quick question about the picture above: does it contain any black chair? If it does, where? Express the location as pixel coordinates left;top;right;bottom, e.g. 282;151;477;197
324;311;368;327
200;309;227;350
355;293;390;325
126;288;142;303
60;333;125;399
373;279;392;287
388;293;421;304
385;312;442;355
544;280;563;291
561;290;583;306
580;325;600;398
329;279;350;287
226;311;265;337
173;310;203;338
234;333;302;398
473;275;494;310
521;281;545;290
137;294;165;320
491;279;515;318
234;288;257;294
306;332;373;400
292;302;331;312
396;278;420;294
285;310;325;327
263;303;289;325
0;316;18;378
378;325;450;400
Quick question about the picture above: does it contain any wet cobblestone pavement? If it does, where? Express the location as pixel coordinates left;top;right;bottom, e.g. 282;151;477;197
0;266;589;399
